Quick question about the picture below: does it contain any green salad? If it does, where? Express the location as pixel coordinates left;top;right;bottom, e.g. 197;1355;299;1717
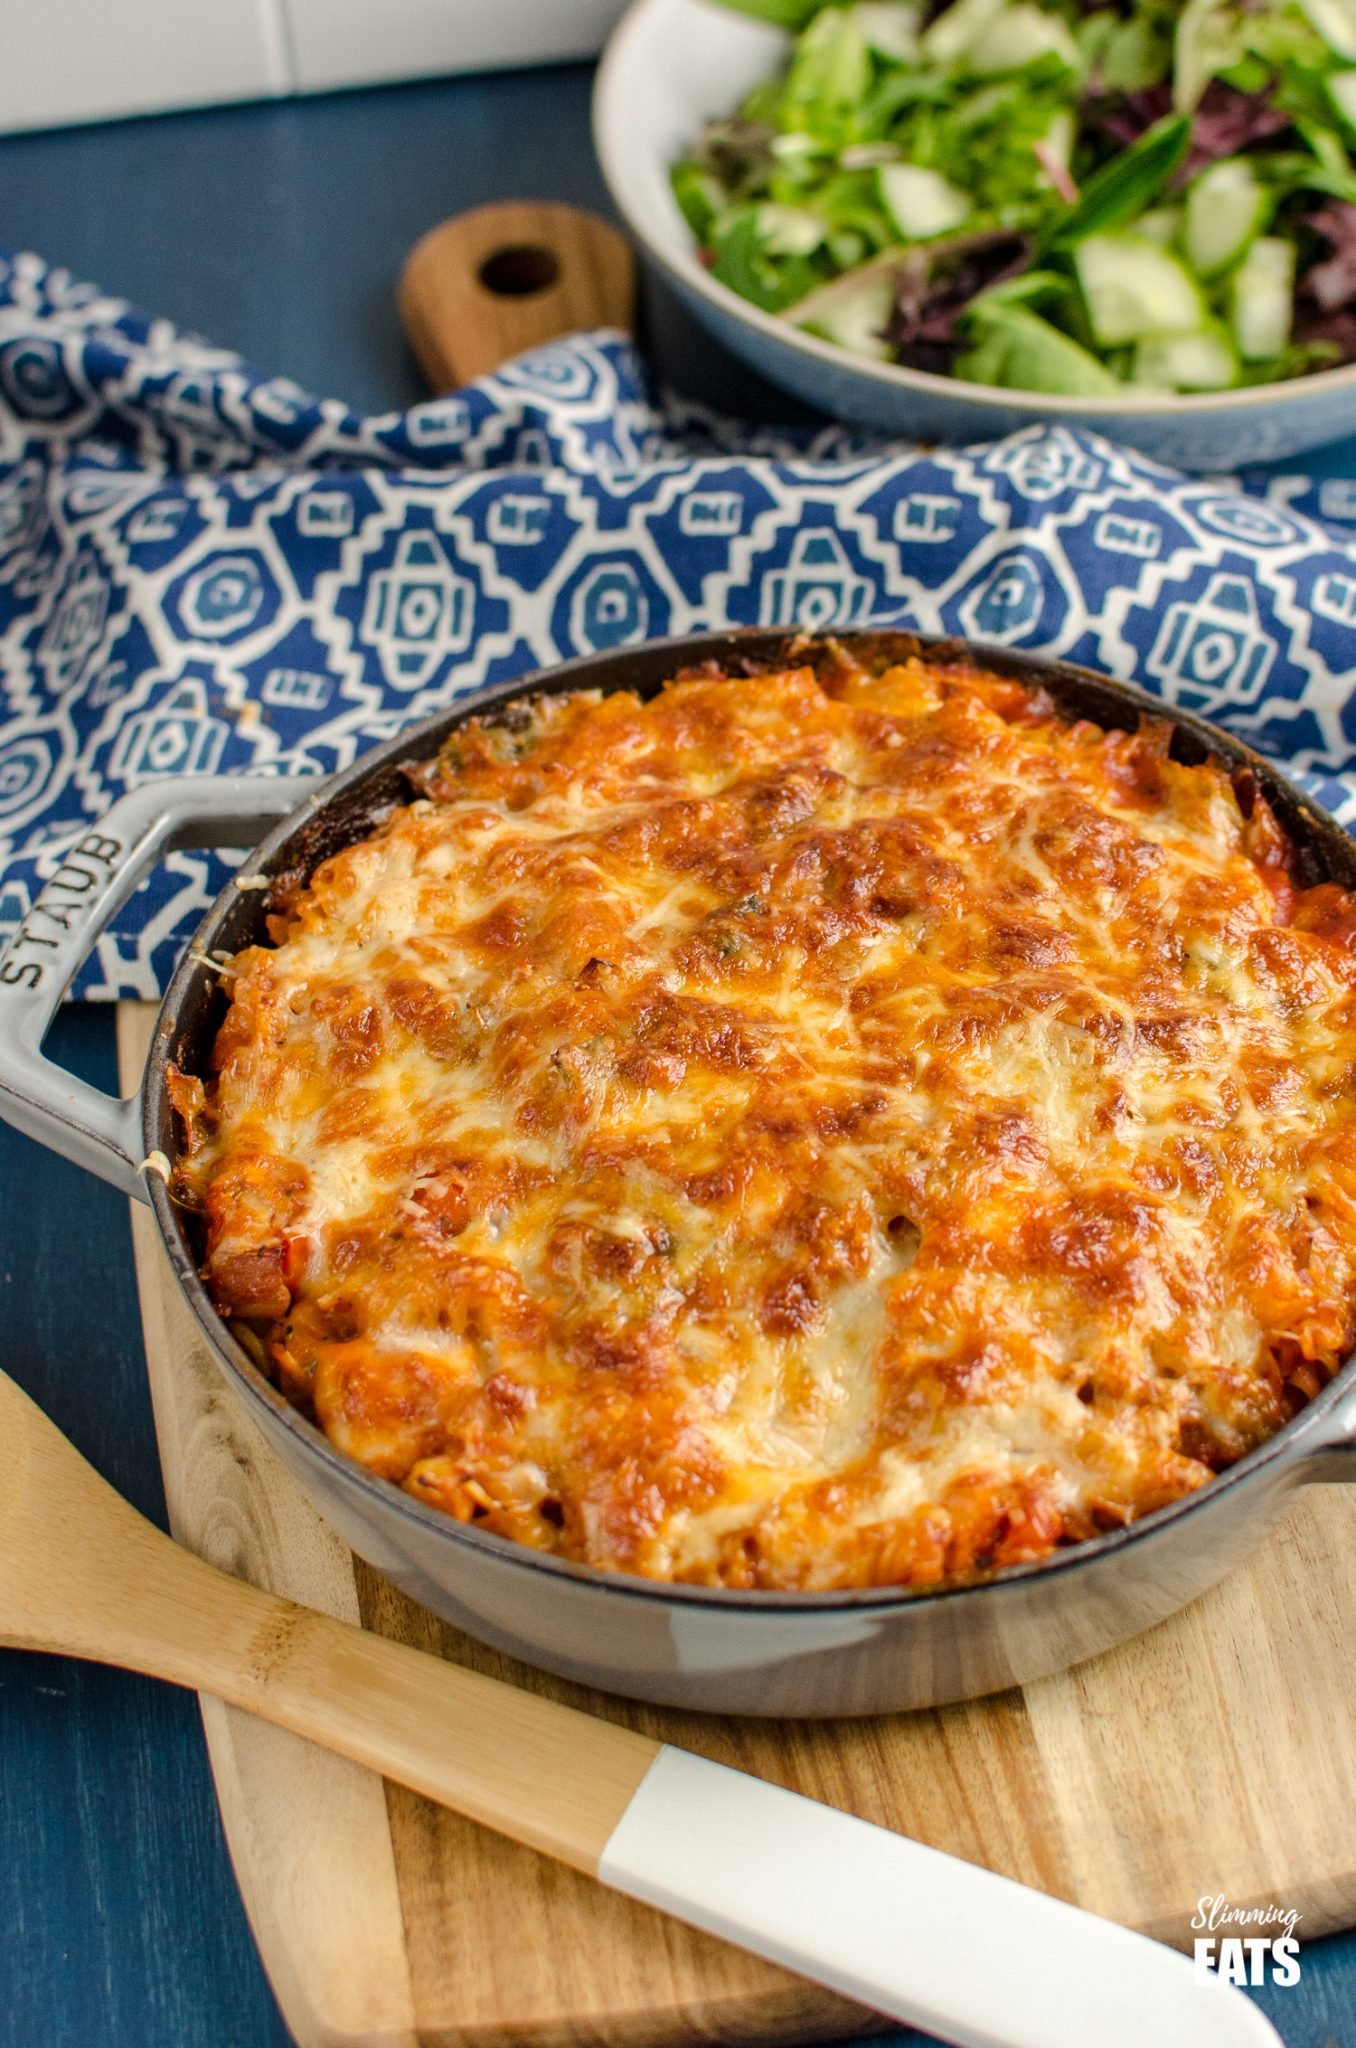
670;0;1356;396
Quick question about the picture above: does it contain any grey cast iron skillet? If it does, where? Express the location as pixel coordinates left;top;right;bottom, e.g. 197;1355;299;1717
4;626;1356;1720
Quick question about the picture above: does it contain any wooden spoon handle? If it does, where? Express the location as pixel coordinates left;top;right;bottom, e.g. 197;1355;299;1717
398;199;636;391
146;1565;656;1872
0;1369;655;1871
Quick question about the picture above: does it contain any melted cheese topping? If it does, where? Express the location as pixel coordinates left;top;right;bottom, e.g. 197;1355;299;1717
172;646;1356;1591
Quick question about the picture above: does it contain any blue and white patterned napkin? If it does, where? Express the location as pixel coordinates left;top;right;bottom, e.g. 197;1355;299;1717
5;243;1356;998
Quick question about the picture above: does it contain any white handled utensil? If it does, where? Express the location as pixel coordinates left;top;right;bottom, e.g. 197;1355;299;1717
0;1368;1280;2048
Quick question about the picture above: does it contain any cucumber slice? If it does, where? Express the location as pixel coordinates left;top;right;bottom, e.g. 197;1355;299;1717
1136;206;1182;248
920;0;1007;65
965;4;1079;75
769;131;824;161
848;2;923;60
790;268;896;360
1075;233;1206;348
786;7;870;115
1133;328;1239;391
878;164;972;239
1301;0;1356;60
957;304;1123;396
1174;0;1242;114
1230;236;1296;362
755;204;827;257
1184;158;1267;280
1328;68;1356;133
1308;123;1351;174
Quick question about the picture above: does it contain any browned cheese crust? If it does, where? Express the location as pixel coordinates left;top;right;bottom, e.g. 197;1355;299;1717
171;646;1356;1590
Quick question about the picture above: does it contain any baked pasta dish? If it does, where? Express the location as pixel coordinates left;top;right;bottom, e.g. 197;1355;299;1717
170;641;1356;1593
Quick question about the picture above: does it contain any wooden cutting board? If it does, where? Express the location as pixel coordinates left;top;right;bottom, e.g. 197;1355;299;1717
117;996;1356;2047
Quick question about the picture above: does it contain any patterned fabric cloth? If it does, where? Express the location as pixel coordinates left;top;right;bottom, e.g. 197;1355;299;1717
5;243;1356;998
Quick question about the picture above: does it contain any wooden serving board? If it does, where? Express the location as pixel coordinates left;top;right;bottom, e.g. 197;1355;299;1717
118;1002;1356;2047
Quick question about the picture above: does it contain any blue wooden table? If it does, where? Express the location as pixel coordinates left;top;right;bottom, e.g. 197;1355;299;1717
2;60;1355;2048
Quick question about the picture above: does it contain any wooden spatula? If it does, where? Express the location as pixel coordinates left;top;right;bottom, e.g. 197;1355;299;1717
0;1365;1277;2048
398;200;636;390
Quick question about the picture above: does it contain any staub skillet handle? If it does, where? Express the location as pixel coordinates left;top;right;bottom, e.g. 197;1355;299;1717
0;775;319;1205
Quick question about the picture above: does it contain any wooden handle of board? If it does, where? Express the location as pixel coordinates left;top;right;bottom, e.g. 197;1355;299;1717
0;1366;657;1872
398;200;636;390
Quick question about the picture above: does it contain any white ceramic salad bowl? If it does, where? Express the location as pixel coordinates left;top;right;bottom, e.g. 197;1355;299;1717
594;0;1356;467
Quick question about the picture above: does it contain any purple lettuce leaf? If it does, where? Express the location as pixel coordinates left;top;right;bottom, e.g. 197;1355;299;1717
883;231;1034;375
1296;202;1356;363
1301;202;1356;311
1084;79;1288;179
1185;79;1290;171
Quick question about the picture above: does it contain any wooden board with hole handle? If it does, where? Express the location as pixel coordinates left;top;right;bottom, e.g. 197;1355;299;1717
398;200;635;392
117;1000;1356;2046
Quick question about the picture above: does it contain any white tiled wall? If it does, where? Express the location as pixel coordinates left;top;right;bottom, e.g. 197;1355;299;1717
0;0;289;133
286;0;630;92
0;0;629;134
